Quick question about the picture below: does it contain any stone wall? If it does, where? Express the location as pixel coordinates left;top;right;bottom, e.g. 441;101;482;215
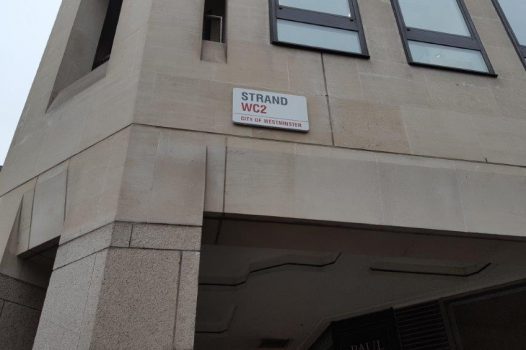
0;274;46;350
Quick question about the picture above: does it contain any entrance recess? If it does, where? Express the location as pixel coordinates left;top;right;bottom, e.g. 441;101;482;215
195;216;526;349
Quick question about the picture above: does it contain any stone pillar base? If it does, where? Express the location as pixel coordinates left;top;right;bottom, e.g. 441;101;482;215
33;222;201;350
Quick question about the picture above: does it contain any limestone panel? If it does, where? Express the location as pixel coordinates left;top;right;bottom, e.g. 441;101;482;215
473;114;526;166
55;226;109;269
223;137;526;237
224;137;384;225
63;128;130;242
30;163;67;249
117;126;207;226
17;188;35;255
331;98;410;154
401;106;484;161
457;163;526;237
376;156;465;231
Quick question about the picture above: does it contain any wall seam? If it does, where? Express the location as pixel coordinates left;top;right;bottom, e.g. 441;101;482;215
171;252;184;347
321;53;336;146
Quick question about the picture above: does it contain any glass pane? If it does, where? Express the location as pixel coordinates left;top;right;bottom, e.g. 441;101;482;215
408;41;488;72
498;0;526;45
279;0;352;17
277;19;362;54
399;0;471;37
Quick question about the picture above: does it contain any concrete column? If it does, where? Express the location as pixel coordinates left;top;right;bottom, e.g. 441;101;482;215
32;222;201;350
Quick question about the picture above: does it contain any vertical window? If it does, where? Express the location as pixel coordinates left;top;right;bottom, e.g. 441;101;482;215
391;0;495;75
203;0;226;43
93;0;124;69
492;0;526;69
50;0;123;102
269;0;369;57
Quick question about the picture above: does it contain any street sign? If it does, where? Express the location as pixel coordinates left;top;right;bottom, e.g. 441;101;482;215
232;88;309;132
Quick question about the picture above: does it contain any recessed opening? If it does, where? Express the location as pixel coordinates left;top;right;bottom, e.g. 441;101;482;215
195;215;526;350
93;0;124;69
203;0;226;43
49;0;123;104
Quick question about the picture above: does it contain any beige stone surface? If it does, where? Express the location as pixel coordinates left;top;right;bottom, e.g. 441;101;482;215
377;157;465;231
0;0;152;196
457;163;526;236
30;163;67;249
224;137;384;225
17;188;35;255
331;98;410;154
223;137;526;236
116;126;207;226
401;106;484;161
63;128;130;243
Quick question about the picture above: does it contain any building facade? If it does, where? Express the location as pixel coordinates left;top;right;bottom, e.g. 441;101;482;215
1;0;526;349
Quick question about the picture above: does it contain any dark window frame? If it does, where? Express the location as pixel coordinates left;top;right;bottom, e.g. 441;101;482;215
92;0;124;70
391;0;497;76
492;0;526;70
269;0;369;58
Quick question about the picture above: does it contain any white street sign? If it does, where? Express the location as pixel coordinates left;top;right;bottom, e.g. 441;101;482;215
232;88;309;132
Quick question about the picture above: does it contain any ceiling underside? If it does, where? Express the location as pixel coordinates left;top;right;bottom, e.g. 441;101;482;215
195;218;526;349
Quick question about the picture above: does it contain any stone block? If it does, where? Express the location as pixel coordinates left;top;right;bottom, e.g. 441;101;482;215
473;114;526;166
0;274;46;310
111;222;133;248
117;127;207;226
55;224;113;269
63;128;130;242
426;78;499;118
17;188;35;255
457;163;526;237
224;138;383;225
30;162;67;249
35;250;108;350
376;156;465;231
324;54;362;100
331;98;410;154
401;106;484;162
131;224;201;251
201;40;227;63
55;222;133;268
360;72;431;107
90;248;181;349
0;301;41;350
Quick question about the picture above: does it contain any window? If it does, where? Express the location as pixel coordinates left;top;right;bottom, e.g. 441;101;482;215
492;0;526;69
50;0;123;104
93;0;124;69
269;0;369;57
391;0;495;75
203;0;226;43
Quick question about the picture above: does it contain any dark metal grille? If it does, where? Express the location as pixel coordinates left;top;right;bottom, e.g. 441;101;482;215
395;302;451;350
